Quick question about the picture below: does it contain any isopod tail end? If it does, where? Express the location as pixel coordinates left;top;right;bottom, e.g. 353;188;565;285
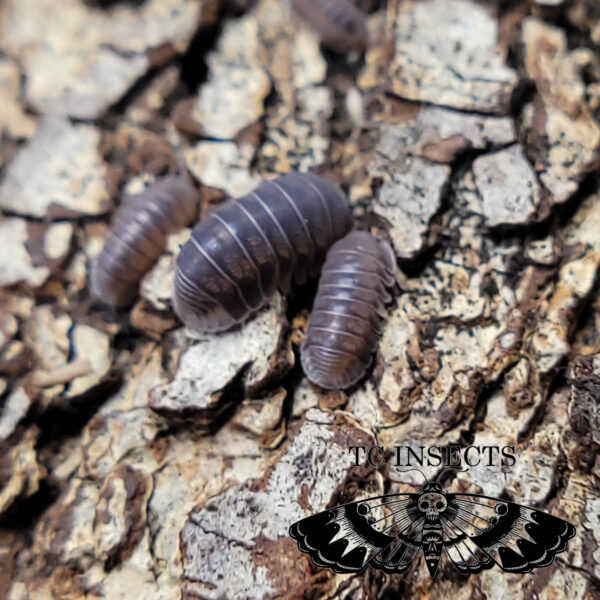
89;260;137;310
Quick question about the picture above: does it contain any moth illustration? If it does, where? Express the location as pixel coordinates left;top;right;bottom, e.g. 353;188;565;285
289;470;575;578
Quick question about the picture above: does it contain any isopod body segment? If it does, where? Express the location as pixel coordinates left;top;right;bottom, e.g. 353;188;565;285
90;175;200;309
290;0;369;53
173;172;352;333
301;230;395;390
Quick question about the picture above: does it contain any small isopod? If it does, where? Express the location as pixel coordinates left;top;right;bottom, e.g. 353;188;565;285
91;175;200;308
173;172;351;333
290;0;369;53
301;230;395;390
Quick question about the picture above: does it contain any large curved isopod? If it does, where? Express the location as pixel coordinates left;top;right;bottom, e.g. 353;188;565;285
173;172;352;333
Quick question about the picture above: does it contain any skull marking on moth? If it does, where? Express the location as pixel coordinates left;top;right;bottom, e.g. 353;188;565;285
418;493;448;520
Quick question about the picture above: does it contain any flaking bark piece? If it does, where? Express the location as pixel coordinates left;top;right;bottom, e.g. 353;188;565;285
181;409;381;600
369;106;516;259
0;428;43;519
389;0;518;114
0;57;36;139
469;145;541;227
0;219;51;288
93;463;153;566
191;15;271;139
0;0;208;120
521;18;600;204
0;118;111;219
150;295;293;430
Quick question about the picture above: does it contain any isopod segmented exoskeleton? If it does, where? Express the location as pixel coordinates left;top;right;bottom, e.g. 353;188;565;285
301;230;395;390
90;175;200;309
173;172;352;333
290;0;369;53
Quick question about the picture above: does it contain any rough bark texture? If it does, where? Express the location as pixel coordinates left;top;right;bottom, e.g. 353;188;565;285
0;0;599;599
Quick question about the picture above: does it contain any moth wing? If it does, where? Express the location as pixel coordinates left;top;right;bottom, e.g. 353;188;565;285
441;493;576;574
370;513;424;574
289;493;422;574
